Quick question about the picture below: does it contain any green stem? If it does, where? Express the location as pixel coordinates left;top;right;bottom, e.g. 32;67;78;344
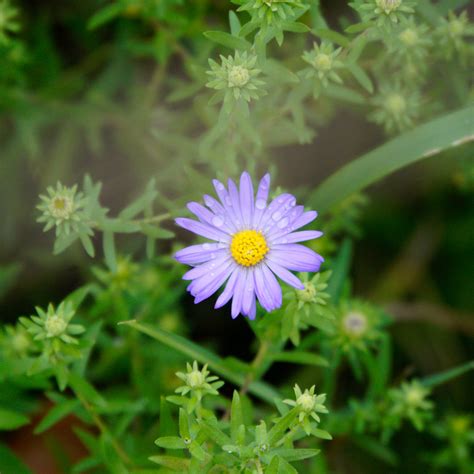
75;392;132;468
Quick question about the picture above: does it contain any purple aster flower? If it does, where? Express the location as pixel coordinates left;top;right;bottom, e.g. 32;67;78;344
175;172;324;320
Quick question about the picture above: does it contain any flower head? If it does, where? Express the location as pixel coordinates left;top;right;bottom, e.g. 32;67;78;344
37;182;88;237
175;361;223;401
20;301;85;345
284;384;328;434
435;11;474;60
206;52;265;112
369;82;421;134
331;299;386;353
351;0;415;28
1;324;31;357
237;0;306;28
175;172;324;319
301;41;343;97
387;380;434;431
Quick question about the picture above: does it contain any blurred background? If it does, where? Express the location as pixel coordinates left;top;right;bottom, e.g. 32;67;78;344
0;0;473;473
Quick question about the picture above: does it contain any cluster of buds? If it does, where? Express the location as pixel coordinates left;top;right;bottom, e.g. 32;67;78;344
301;41;344;98
283;384;329;435
352;0;415;28
435;11;474;60
236;0;306;28
386;380;434;431
37;182;90;237
369;82;421;134
331;299;385;354
206;51;265;113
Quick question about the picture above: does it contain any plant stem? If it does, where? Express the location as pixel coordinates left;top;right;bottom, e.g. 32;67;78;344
75;392;132;468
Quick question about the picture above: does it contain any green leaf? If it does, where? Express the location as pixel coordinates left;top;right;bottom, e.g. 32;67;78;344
119;320;280;403
0;442;33;474
230;391;243;442
310;105;474;214
347;63;373;93
54;232;79;255
155;436;187;449
149;456;190;470
281;21;310;33
80;234;95;257
345;21;374;33
421;360;474;388
229;11;241;35
159;396;175;438
101;220;140;233
0;408;29;430
273;448;320;461
327;238;352;303
312;428;332;440
178;408;191;440
87;4;122;30
34;399;80;434
312;28;350;47
268;408;299;445
325;85;366;104
204;31;250;50
271;351;328;367
118;180;157;220
200;420;232;446
69;373;107;408
102;231;117;272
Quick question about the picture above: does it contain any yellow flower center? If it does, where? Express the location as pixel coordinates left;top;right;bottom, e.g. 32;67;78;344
230;230;269;267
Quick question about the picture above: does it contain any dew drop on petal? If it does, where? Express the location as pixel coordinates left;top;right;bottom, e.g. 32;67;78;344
202;243;211;250
217;183;225;191
272;211;282;221
255;199;266;210
278;217;289;229
212;216;224;227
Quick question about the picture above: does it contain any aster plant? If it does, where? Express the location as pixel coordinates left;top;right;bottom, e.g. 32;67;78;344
175;172;323;320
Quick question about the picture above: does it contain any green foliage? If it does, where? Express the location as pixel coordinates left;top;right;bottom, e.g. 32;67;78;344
1;0;473;473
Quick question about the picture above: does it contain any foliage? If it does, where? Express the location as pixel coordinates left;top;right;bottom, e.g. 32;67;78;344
0;0;473;473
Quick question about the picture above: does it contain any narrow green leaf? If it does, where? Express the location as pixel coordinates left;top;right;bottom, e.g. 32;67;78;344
102;231;117;272
200;420;232;446
310;105;474;214
149;455;190;470
159;396;175;438
271;351;328;367
345;21;374;33
87;4;122;30
268;408;299;444
347;63;373;93
155;436;186;449
119;320;280;403
69;373;107;408
80;234;95;257
178;408;191;440
0;409;29;431
272;448;320;461
313;28;350;47
327;238;352;303
421;360;474;388
325;85;366;104
0;442;33;474
230;391;243;442
281;21;310;33
229;11;241;35
312;428;332;440
34;399;80;434
204;31;250;50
